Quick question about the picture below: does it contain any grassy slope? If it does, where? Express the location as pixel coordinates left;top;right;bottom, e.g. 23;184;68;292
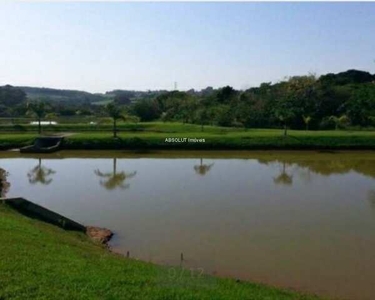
0;205;324;300
2;122;375;150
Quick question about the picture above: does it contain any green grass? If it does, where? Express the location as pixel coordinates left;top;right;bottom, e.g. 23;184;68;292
0;133;37;150
2;122;375;150
64;129;375;150
0;204;325;300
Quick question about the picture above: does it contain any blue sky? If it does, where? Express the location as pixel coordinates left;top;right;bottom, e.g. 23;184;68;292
0;2;375;92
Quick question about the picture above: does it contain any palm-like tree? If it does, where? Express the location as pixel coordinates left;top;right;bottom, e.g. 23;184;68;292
0;168;10;198
329;115;350;130
273;162;293;186
194;158;214;176
196;108;209;132
27;101;48;134
45;112;58;125
302;115;312;131
106;103;125;138
94;158;137;190
27;158;56;185
275;110;295;137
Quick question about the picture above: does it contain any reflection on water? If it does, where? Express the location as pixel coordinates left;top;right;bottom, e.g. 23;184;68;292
273;162;293;186
193;158;214;176
94;158;137;190
2;151;375;300
259;156;375;178
0;168;10;197
27;158;56;185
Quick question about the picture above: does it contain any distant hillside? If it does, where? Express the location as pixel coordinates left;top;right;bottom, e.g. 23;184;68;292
17;86;110;104
318;69;375;85
16;86;171;105
105;89;169;101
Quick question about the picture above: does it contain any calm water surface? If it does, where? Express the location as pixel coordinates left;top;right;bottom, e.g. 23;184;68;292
1;151;375;300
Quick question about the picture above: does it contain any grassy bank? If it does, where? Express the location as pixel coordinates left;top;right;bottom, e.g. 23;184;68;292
0;133;37;150
63;131;375;150
1;122;375;150
0;204;324;300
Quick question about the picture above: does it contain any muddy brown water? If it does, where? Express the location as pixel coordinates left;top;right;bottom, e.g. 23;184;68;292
1;150;375;300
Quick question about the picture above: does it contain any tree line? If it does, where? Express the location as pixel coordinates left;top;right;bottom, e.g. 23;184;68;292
1;69;375;133
130;69;375;132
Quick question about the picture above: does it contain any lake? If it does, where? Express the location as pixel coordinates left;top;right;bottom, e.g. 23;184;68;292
1;150;375;300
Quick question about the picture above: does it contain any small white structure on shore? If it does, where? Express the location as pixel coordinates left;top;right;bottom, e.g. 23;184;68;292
30;121;58;125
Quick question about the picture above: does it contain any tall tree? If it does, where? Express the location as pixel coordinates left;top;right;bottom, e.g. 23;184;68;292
274;101;296;136
27;101;48;134
302;115;312;131
106;103;125;138
196;107;209;131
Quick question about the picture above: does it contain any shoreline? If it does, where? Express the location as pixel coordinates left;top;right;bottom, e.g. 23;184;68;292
2;132;375;151
1;149;375;161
